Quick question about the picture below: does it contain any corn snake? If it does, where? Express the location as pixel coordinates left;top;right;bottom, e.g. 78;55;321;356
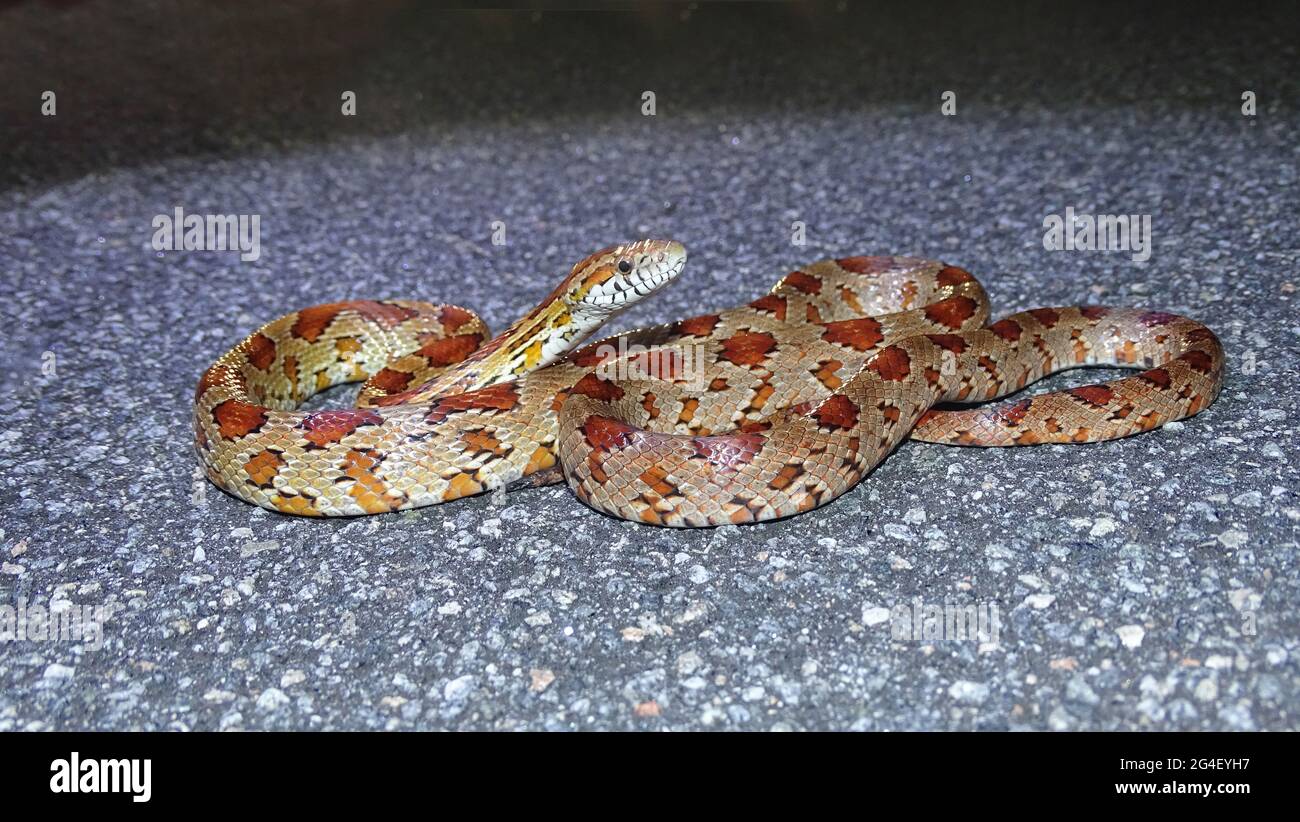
194;241;1223;527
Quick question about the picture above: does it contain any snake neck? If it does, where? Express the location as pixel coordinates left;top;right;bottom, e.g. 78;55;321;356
397;239;686;399
418;297;604;396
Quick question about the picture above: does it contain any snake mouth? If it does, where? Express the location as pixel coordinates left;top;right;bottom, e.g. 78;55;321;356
583;239;687;311
632;239;687;292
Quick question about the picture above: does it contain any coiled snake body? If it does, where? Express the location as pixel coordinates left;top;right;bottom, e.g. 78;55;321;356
195;241;1224;527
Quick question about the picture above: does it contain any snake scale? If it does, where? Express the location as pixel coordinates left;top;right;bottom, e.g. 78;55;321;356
194;240;1224;527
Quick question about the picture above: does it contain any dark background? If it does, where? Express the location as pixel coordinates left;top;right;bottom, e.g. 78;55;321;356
4;0;1296;188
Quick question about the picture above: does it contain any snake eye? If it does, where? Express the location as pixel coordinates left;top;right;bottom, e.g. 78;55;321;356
617;260;632;274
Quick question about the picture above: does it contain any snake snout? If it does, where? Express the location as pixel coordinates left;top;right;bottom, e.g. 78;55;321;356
632;239;687;289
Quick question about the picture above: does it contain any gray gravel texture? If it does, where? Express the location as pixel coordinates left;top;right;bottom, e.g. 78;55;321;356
1;2;1297;730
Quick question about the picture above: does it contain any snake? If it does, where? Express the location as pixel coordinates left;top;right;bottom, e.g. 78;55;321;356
194;240;1224;527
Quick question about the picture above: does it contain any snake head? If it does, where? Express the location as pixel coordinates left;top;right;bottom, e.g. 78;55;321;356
564;239;687;317
476;240;689;382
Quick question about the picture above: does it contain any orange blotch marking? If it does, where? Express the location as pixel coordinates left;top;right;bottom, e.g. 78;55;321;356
461;429;509;456
677;314;721;337
749;294;787;320
989;319;1023;342
708;377;729;391
769;463;805;491
639;464;679;497
998;400;1033;426
630;349;688;381
425;383;520;425
524;445;557;475
729;507;755;525
925;334;968;354
369;368;413;396
569;342;617;367
639;507;666;525
747;382;776;413
1028;308;1061;328
272;494;320;516
212;400;269;440
1080;306;1111;321
581;415;639;452
924;296;978;330
438;305;478;332
867;346;912;381
243;449;285;487
583;266;617;288
677;397;699;425
1069;385;1115;407
569;372;625;402
443;472;484;501
784;270;823;293
813;394;860;430
579;415;641;484
1179;350;1215;374
291;304;343;342
299;409;383;448
339;448;403;512
813;359;844;390
936;265;975;287
417;333;482;367
283;356;300;400
246;333;277;370
720;331;777;368
821;317;884;352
